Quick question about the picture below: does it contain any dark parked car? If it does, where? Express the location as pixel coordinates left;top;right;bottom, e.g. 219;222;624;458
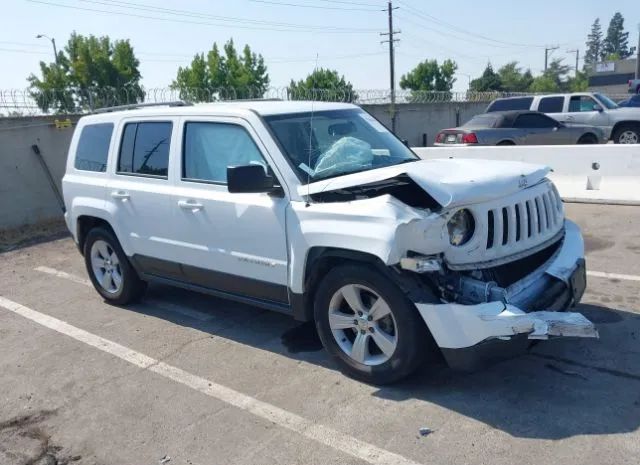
618;95;640;108
434;110;605;146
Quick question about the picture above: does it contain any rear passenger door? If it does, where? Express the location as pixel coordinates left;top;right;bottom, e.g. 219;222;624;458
535;96;565;123
106;118;182;278
167;117;289;305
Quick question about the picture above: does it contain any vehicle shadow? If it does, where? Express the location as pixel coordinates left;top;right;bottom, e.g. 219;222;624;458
125;285;640;440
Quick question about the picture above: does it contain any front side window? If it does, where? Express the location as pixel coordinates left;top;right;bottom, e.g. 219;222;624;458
74;123;113;172
117;122;172;177
264;109;417;183
537;97;564;113
183;122;266;184
569;96;599;112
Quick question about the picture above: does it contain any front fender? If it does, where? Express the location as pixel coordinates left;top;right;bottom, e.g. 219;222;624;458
286;195;445;293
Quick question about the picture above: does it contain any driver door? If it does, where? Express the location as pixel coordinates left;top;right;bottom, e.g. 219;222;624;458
167;117;290;305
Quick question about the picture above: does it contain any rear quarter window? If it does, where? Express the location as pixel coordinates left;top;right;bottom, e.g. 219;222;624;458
486;97;533;112
74;123;114;172
537;96;565;113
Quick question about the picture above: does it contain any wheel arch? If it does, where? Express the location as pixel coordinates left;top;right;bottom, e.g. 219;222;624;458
76;215;115;255
611;121;640;139
292;247;389;321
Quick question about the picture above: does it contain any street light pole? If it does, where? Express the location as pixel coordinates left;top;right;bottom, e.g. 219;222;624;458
36;34;58;65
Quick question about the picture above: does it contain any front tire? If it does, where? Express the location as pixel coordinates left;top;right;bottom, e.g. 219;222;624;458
613;125;640;144
83;227;146;305
314;264;431;384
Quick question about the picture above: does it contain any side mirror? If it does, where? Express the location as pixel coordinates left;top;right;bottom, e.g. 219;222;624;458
593;104;603;112
227;165;275;194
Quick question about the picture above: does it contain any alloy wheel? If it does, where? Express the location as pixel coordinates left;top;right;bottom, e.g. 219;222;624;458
328;284;398;366
90;239;123;294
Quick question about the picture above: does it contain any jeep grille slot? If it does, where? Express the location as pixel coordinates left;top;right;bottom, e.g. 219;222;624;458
455;181;565;269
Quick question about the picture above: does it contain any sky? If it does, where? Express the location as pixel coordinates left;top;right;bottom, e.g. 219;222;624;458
1;0;638;93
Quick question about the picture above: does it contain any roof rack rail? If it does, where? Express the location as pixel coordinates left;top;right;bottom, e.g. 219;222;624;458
91;101;193;114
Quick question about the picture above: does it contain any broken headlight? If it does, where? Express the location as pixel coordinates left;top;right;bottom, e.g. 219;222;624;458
447;209;475;246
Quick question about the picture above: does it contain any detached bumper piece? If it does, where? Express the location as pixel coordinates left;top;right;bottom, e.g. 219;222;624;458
479;307;598;340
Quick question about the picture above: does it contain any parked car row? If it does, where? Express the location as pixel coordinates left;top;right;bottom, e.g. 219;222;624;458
436;91;640;146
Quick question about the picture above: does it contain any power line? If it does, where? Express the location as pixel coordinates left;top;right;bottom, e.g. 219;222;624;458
380;1;399;133
247;0;382;11
28;0;379;34
396;0;548;49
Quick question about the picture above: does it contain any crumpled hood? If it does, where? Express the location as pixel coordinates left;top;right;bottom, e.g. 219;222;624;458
300;158;550;208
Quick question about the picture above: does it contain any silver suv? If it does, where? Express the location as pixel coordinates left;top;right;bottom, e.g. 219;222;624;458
487;92;640;144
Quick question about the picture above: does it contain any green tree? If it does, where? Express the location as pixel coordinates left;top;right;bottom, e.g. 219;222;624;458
602;12;632;59
399;59;457;100
566;70;589;92
287;68;357;102
497;62;533;92
545;58;573;90
469;63;502;92
584;18;604;65
529;75;559;93
27;32;142;113
171;39;269;102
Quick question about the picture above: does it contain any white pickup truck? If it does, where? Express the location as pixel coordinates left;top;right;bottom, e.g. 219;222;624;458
62;101;597;384
487;92;640;144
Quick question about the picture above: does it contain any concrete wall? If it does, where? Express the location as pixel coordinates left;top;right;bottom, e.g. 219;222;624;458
0;115;79;230
362;102;488;147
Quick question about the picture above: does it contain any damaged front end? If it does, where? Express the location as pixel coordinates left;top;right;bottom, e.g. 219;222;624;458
410;220;597;370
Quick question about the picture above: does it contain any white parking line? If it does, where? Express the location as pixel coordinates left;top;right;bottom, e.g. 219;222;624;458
34;266;214;321
0;296;421;465
587;271;640;282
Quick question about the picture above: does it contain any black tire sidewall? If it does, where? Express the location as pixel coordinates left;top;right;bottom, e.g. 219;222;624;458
614;126;640;144
83;227;145;305
314;264;428;384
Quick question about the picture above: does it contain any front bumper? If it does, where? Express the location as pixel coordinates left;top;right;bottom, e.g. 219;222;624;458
414;220;597;357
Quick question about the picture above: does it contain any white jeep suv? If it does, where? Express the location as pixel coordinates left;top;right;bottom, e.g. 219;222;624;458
63;101;597;384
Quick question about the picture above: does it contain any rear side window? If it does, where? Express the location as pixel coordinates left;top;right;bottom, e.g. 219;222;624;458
537;97;565;113
117;122;172;178
513;113;557;129
487;97;533;112
74;123;113;172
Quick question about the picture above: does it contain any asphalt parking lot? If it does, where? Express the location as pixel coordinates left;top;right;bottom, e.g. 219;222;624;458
1;203;639;465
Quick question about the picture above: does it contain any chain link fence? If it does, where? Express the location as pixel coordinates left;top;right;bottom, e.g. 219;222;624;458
0;87;630;117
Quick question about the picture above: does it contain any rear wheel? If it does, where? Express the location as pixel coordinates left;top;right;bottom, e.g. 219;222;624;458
84;227;146;305
497;141;515;146
577;134;598;144
613;125;640;144
314;264;432;384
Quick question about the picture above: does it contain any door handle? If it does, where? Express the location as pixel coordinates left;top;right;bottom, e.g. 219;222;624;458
178;200;204;211
111;190;130;200
564;116;574;121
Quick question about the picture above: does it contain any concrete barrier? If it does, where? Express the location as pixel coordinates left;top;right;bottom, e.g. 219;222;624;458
413;145;640;205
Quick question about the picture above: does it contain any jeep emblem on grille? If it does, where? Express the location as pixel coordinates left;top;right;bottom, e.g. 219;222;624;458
518;175;528;188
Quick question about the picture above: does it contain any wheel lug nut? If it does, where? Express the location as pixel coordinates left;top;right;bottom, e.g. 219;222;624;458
367;315;372;321
369;327;375;333
360;329;366;335
353;319;358;325
357;311;363;316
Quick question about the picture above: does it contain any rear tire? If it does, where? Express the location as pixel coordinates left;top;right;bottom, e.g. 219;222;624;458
497;141;515;146
612;125;640;144
83;227;146;305
577;134;598;144
314;264;432;384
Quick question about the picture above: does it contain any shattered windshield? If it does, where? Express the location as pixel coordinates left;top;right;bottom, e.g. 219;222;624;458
264;109;418;183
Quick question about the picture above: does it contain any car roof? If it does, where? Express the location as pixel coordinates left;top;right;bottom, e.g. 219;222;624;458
467;110;542;127
78;100;358;124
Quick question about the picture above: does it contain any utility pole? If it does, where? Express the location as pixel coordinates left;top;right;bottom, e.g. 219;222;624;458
567;49;580;76
380;1;400;133
544;45;559;71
